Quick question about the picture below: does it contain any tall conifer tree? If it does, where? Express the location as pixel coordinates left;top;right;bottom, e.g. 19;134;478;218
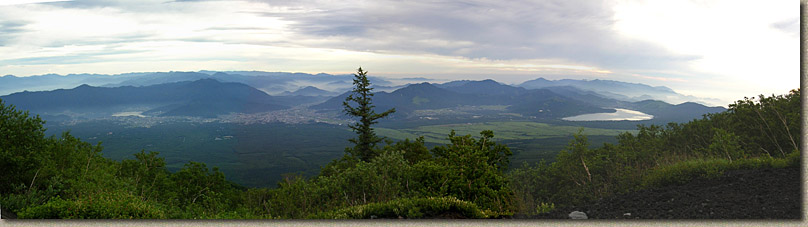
343;67;396;161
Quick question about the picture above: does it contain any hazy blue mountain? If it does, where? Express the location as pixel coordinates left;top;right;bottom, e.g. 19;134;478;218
313;81;610;118
541;86;628;108
439;79;528;97
0;71;401;98
312;82;468;114
3;71;725;105
1;78;290;118
104;71;213;87
518;77;721;105
278;86;339;97
313;79;726;122
537;85;726;121
626;100;726;123
506;89;611;117
375;82;470;112
370;84;408;93
202;71;395;93
0;73;150;95
435;80;472;88
520;77;674;93
1;73;727;122
434;79;608;116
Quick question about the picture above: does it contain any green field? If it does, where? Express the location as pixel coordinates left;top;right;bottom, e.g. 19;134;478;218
377;121;633;168
377;121;631;144
503;135;619;166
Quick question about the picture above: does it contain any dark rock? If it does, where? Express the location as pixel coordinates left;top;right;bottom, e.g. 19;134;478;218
1;207;17;219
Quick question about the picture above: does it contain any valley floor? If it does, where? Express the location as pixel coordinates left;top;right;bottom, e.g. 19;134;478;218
525;166;802;219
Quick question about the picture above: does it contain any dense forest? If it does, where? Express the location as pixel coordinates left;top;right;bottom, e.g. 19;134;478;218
0;69;800;218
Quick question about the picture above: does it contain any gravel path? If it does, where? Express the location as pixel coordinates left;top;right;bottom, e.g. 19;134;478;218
528;167;803;219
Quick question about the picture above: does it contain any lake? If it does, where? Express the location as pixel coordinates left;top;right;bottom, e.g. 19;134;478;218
562;108;653;121
112;111;146;117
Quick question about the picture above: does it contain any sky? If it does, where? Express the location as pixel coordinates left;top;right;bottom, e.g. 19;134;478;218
0;0;799;105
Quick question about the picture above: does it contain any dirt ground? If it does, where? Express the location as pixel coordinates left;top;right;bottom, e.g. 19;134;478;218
528;167;803;219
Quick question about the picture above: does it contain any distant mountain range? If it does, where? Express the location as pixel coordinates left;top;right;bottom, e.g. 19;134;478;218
0;71;394;97
279;86;340;97
0;71;727;122
313;79;725;122
518;77;723;106
1;71;722;105
314;81;597;116
0;79;313;118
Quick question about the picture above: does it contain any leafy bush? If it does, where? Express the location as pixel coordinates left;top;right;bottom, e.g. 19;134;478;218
535;202;555;214
424;130;514;213
706;128;746;161
18;191;166;219
640;159;730;188
641;154;800;189
507;161;555;215
0;100;48;194
195;208;275;219
0;183;63;214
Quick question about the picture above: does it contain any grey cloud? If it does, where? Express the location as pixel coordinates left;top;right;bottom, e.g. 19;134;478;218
204;26;272;31
41;0;224;11
0;21;28;46
40;0;125;8
2;55;104;65
40;33;159;48
771;18;798;37
0;49;147;65
252;0;694;71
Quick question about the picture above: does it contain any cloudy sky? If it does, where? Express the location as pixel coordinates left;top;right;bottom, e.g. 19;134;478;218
0;0;798;105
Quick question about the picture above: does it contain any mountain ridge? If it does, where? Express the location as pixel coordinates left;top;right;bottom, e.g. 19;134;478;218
0;78;291;118
518;77;719;105
1;75;726;122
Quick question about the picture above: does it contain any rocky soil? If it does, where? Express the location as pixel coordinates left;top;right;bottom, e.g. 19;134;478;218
529;167;803;219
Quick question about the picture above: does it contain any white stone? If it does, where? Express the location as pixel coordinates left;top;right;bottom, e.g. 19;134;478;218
569;211;588;219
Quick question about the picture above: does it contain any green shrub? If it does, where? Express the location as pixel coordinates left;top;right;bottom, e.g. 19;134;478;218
782;150;801;167
18;191;166;219
185;207;273;219
641;159;730;188
535;202;555;214
507;161;554;215
707;128;746;161
641;155;799;189
0;183;63;214
309;197;491;219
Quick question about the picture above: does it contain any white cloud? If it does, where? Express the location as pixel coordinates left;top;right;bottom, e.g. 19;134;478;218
0;0;72;6
611;0;798;101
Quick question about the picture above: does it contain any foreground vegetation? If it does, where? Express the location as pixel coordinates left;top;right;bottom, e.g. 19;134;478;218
0;69;799;218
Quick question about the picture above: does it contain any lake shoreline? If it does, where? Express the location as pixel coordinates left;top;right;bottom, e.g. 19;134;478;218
562;108;654;121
